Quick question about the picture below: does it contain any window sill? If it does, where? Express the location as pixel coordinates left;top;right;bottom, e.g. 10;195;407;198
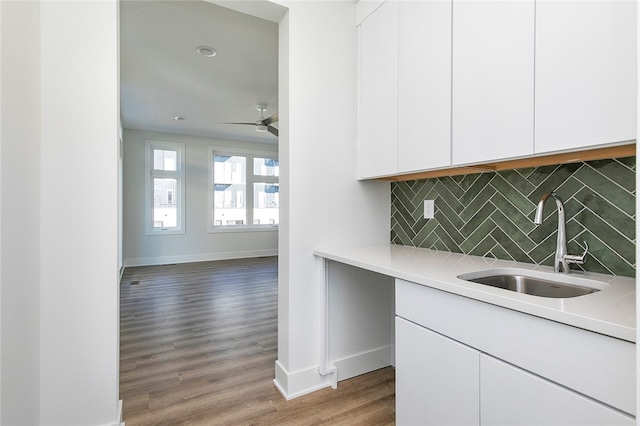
145;228;185;236
209;225;278;234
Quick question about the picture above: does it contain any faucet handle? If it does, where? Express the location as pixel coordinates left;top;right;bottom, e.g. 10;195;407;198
565;241;589;265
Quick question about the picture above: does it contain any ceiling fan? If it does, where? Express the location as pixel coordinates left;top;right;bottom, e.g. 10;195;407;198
223;105;279;137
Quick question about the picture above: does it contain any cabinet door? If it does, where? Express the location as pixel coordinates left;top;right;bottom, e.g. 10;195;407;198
535;1;636;153
397;0;451;173
481;354;635;426
396;317;480;426
358;0;398;179
452;0;534;166
356;0;387;25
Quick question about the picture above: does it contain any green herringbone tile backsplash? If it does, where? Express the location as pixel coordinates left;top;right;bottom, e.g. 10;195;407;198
391;157;636;277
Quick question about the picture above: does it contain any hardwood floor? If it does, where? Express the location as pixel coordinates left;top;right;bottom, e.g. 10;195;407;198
120;257;395;425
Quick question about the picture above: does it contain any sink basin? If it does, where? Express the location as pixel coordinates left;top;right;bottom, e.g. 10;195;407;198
457;268;606;298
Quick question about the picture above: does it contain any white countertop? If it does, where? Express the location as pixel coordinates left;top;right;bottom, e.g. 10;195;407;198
313;244;636;343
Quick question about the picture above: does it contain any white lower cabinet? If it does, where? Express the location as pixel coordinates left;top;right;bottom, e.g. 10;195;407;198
396;317;479;426
480;354;634;426
396;316;635;426
395;279;636;425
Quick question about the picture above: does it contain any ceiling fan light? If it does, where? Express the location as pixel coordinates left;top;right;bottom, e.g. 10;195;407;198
256;124;268;132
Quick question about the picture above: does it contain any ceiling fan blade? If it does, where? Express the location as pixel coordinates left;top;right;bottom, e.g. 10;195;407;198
262;113;279;126
221;122;257;126
267;125;278;137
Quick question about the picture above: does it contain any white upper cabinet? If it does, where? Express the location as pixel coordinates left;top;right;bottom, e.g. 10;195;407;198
356;0;635;179
452;0;535;166
535;0;637;154
397;0;452;173
356;0;387;25
357;0;398;179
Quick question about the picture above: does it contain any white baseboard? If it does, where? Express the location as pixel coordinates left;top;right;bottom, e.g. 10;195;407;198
333;345;394;382
123;249;278;267
115;399;124;426
273;347;393;400
273;360;332;400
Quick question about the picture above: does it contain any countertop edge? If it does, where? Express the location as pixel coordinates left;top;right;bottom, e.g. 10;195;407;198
314;244;636;343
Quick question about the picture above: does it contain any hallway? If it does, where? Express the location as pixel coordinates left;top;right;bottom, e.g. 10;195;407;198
119;257;395;425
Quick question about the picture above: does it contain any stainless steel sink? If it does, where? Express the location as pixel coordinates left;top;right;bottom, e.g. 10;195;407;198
457;268;605;298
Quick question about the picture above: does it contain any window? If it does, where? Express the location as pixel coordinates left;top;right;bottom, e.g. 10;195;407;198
210;149;279;230
145;141;186;235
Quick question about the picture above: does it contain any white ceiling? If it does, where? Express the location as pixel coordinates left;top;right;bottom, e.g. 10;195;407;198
120;0;283;144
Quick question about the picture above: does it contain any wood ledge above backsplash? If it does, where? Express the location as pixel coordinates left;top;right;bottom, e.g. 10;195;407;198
378;142;636;182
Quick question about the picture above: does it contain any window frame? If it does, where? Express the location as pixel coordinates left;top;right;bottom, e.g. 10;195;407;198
144;140;186;235
209;147;279;233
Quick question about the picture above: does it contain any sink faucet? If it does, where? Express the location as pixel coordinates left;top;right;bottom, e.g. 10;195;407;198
534;191;588;274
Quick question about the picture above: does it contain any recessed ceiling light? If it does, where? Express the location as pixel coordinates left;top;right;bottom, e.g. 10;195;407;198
196;46;216;57
174;116;186;121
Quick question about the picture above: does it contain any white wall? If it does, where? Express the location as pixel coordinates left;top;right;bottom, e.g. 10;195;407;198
328;261;395;381
0;2;121;425
274;1;391;399
119;125;124;277
122;129;278;266
0;1;42;424
39;1;120;425
1;2;390;422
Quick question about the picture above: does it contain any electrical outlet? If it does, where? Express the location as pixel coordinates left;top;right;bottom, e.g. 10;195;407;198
424;200;435;219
